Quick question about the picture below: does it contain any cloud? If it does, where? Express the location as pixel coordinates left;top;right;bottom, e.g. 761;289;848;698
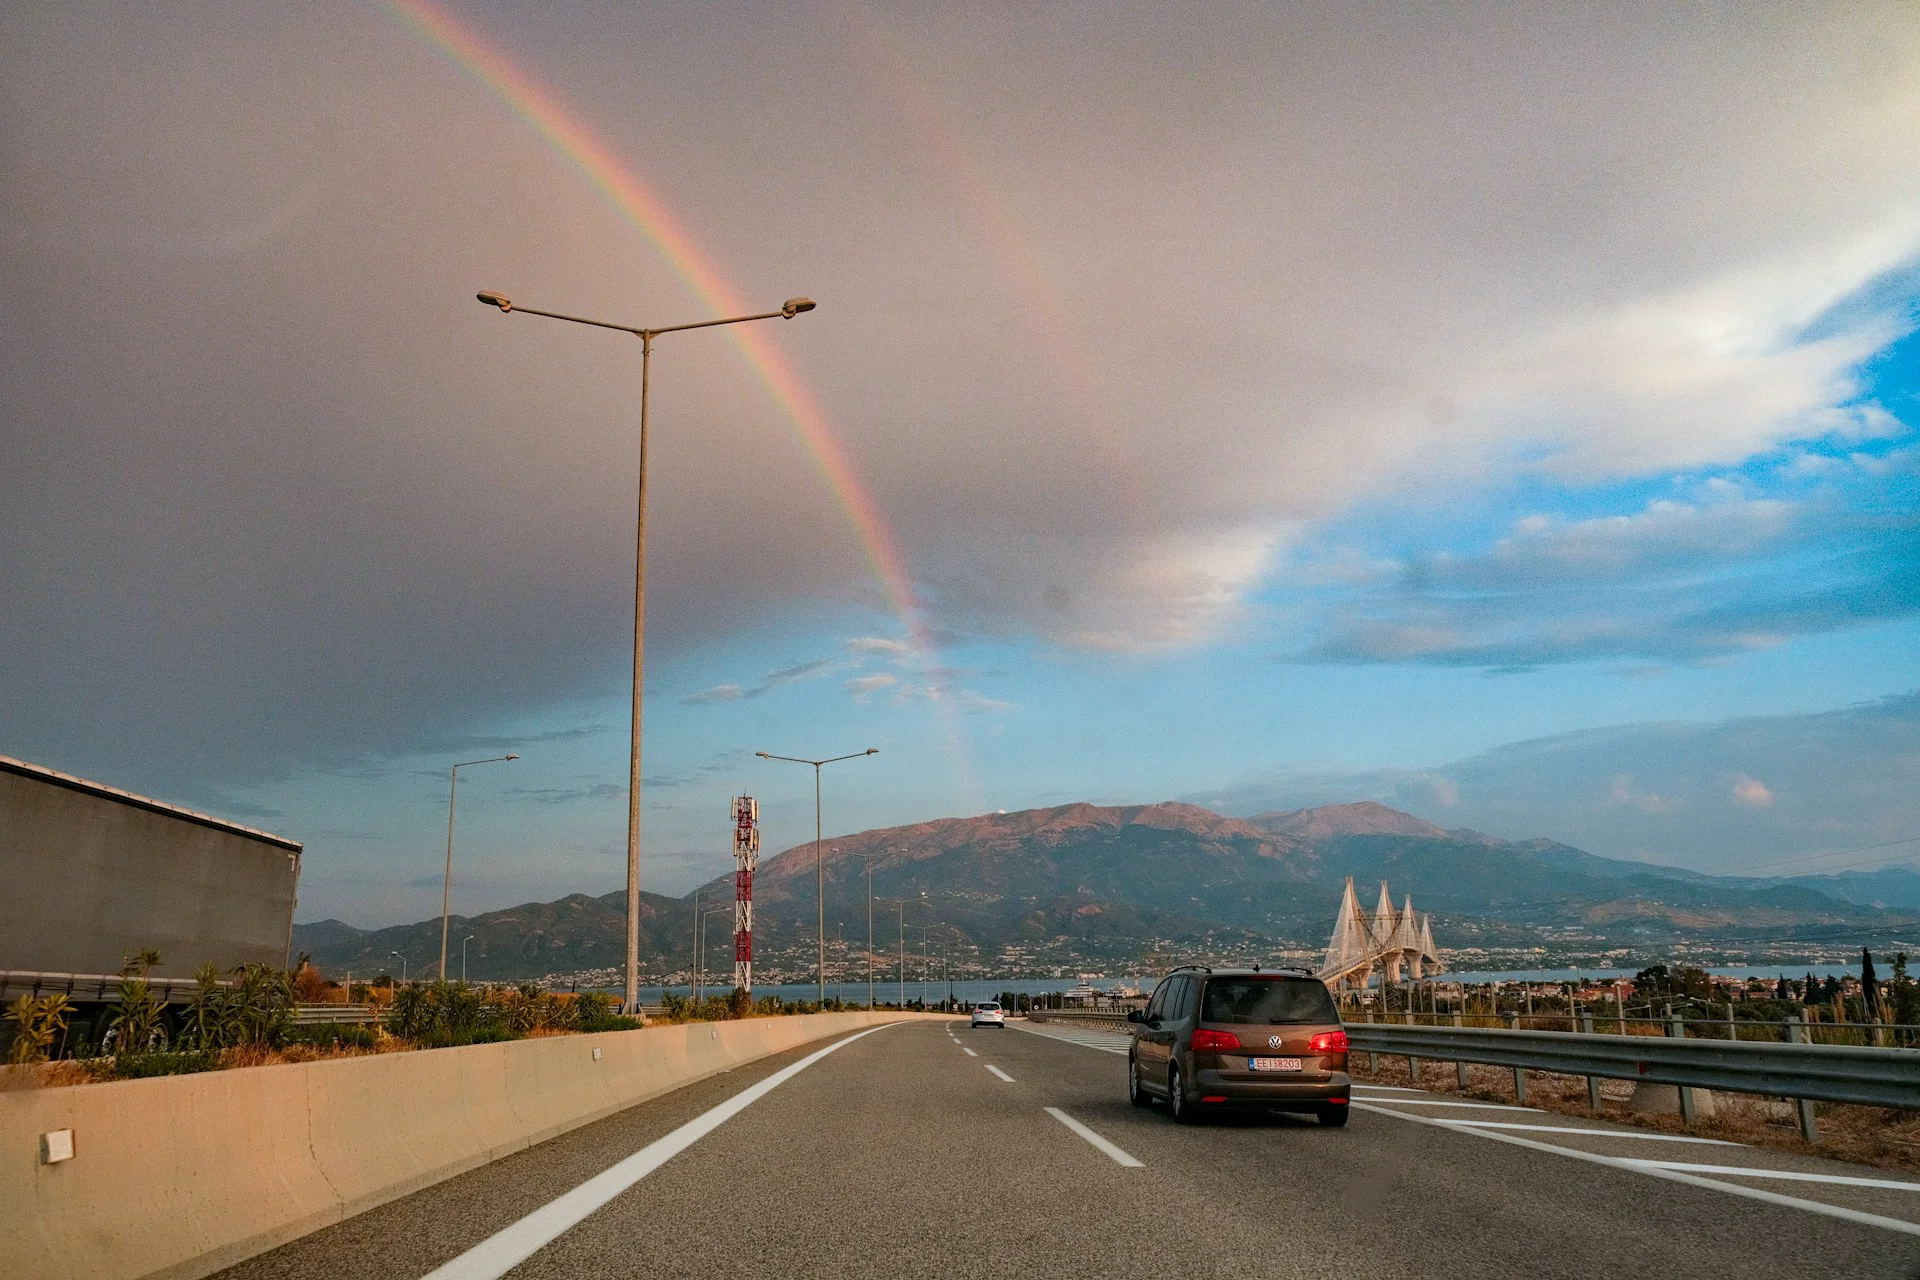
506;782;624;806
681;659;839;706
846;637;913;659
1731;774;1775;808
681;685;746;706
1189;693;1920;876
3;3;1919;796
1288;485;1920;667
843;673;898;700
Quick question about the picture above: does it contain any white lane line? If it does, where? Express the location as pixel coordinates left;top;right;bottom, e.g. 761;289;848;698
1350;1085;1429;1094
1622;1160;1920;1191
986;1064;1015;1082
962;1047;978;1057
1010;1024;1131;1055
1355;1098;1540;1111
1352;1102;1920;1238
1438;1121;1739;1145
419;1024;901;1280
1045;1107;1144;1167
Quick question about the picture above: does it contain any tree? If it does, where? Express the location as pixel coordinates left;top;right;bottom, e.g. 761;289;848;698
1861;948;1881;1022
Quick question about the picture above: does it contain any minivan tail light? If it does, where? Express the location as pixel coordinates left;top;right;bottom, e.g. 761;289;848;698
1309;1030;1349;1054
1191;1028;1241;1051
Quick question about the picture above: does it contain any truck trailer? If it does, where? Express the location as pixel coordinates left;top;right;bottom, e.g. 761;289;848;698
0;755;302;1001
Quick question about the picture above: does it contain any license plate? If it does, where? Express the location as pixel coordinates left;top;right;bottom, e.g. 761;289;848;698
1249;1057;1302;1072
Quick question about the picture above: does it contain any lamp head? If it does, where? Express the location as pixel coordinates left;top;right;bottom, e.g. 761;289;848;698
755;751;770;758
781;296;816;318
477;290;513;312
505;753;520;760
865;748;878;755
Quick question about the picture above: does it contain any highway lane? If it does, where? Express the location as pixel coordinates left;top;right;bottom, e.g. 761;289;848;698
218;1018;1920;1279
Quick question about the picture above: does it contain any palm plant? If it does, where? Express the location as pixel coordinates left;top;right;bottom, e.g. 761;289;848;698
108;949;168;1053
233;964;294;1048
182;964;241;1050
6;994;73;1064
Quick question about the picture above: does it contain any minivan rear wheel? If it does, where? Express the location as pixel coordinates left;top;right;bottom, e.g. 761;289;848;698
1169;1064;1198;1125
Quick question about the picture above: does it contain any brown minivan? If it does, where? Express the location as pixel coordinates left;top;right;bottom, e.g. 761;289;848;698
1127;966;1350;1125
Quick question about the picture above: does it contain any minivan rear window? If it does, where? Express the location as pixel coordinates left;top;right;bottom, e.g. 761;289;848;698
1201;978;1337;1025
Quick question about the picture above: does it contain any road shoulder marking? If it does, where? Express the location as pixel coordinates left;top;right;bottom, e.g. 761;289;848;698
1622;1160;1920;1191
987;1064;1015;1082
419;1024;901;1280
1045;1107;1143;1167
1352;1101;1920;1238
1436;1121;1738;1145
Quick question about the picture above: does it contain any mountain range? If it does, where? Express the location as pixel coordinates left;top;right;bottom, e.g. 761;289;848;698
293;800;1919;982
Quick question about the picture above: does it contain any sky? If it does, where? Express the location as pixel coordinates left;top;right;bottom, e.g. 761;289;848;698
2;2;1916;927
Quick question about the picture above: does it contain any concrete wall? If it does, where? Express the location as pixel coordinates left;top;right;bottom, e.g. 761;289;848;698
0;762;300;977
3;1012;935;1280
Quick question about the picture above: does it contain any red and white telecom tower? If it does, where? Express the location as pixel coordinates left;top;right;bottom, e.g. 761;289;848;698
731;795;759;992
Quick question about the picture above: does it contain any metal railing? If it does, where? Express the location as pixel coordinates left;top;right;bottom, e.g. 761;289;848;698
1343;1007;1919;1049
291;1004;379;1026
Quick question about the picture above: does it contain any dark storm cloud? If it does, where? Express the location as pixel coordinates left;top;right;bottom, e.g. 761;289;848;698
3;2;1918;802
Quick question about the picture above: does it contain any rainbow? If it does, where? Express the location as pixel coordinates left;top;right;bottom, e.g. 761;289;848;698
382;0;982;799
384;0;926;642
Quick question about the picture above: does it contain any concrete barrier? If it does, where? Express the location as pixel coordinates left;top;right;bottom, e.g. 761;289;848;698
4;1011;941;1280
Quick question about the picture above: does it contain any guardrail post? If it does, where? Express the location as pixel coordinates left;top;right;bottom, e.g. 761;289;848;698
1786;1015;1819;1143
1453;1012;1468;1089
1506;1012;1525;1103
1580;1011;1600;1110
1669;1011;1697;1125
1366;1010;1377;1074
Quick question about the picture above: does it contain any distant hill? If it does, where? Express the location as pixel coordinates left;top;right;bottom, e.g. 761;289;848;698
297;800;1917;980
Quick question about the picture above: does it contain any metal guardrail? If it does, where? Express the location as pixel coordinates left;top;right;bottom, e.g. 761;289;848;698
291;1004;379;1026
1347;1022;1919;1110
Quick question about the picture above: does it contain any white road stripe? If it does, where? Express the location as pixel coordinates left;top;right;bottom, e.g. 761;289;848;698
1356;1098;1539;1111
1622;1160;1920;1191
1349;1085;1429;1094
963;1047;978;1057
1438;1121;1739;1145
418;1024;901;1280
1352;1102;1920;1238
987;1064;1015;1082
1045;1107;1144;1167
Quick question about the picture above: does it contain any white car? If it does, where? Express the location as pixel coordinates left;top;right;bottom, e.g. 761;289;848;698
971;1001;1007;1027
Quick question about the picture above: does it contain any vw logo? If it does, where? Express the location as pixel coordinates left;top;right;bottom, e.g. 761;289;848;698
1268;1035;1283;1049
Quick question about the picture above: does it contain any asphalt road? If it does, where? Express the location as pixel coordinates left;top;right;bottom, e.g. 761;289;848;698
217;1018;1920;1280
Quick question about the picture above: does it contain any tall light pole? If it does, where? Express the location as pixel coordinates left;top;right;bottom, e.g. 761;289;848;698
756;748;878;1004
440;754;518;980
477;289;816;1013
390;951;407;985
461;935;476;983
850;851;882;1009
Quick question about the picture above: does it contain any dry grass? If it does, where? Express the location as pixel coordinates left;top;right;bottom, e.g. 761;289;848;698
1351;1053;1920;1176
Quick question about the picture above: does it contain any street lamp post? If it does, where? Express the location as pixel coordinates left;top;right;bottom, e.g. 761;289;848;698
850;851;884;1008
477;289;815;1013
461;935;476;983
440;754;518;980
390;952;407;986
755;748;878;1004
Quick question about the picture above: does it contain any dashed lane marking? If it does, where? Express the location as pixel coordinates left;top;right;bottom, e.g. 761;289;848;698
963;1047;978;1057
1352;1102;1920;1238
1045;1107;1144;1167
418;1024;902;1280
987;1065;1015;1082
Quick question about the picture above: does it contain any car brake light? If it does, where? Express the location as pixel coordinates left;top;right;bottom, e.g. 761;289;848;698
1309;1030;1349;1053
1191;1028;1240;1051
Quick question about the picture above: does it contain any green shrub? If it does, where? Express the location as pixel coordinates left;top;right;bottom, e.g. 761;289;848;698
284;1023;378;1050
